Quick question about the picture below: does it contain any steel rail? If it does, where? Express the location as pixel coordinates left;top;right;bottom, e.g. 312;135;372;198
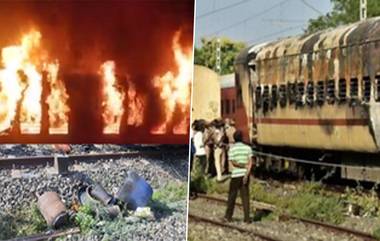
5;227;80;241
195;194;378;241
0;150;187;169
188;213;283;241
254;150;380;171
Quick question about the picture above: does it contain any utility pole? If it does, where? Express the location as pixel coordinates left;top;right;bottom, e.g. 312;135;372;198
216;38;221;74
360;0;367;21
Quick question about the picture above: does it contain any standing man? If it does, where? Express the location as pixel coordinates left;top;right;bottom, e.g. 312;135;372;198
224;118;236;174
190;120;207;194
224;130;253;223
212;119;227;182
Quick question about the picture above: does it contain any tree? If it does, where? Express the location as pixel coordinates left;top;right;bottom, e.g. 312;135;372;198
306;0;380;33
194;38;246;75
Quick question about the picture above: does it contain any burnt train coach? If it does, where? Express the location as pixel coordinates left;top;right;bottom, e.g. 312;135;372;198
235;17;380;182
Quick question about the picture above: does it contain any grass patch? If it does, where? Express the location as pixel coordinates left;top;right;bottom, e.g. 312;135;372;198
343;185;380;217
283;191;345;224
250;181;345;224
152;181;187;204
0;202;47;240
373;226;380;240
250;182;279;205
75;204;97;232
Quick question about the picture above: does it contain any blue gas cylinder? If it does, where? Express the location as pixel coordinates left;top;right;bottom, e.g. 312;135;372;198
116;171;153;210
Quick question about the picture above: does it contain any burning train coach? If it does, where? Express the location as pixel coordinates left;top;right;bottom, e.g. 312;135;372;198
0;0;194;143
235;17;380;182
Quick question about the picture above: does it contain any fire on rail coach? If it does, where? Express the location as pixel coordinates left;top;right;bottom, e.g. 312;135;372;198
234;17;380;182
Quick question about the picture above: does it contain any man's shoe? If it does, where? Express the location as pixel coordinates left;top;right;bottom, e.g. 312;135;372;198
221;217;231;223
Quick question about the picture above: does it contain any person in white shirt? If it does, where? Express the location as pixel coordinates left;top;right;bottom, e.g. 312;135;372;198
190;120;207;194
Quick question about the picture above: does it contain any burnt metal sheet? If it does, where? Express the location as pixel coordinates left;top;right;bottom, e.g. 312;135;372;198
241;17;380;85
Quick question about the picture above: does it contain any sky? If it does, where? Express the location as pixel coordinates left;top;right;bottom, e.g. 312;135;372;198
195;0;333;47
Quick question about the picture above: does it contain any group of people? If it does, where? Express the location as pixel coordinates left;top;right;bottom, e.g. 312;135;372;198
190;118;254;223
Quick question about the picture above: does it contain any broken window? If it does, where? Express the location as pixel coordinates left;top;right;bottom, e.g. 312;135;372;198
350;78;358;106
296;82;305;107
287;82;296;105
316;81;325;106
326;80;336;105
279;84;287;108
362;76;371;103
306;81;314;107
271;85;278;109
338;79;346;103
255;85;262;110
263;85;270;113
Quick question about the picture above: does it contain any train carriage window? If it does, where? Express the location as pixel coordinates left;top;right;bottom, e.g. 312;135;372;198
326;80;336;105
221;100;224;115
362;76;371;103
263;85;270;113
296;82;305;107
306;81;314;107
287;82;296;105
255;86;262;110
338;79;347;103
376;76;380;102
316;81;325;106
279;84;287;108
350;78;358;106
232;100;236;113
271;85;278;109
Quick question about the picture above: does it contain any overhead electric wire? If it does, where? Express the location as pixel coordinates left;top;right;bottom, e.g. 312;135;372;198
247;24;306;44
205;0;292;36
299;0;324;15
197;0;255;19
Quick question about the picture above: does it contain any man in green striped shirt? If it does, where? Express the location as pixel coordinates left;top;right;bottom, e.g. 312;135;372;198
224;130;253;223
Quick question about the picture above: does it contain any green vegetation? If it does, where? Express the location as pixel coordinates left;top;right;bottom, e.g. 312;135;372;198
152;181;187;203
343;185;380;217
307;0;380;33
284;191;345;224
0;203;47;240
75;204;97;232
194;38;246;75
373;226;380;240
249;182;344;224
250;182;279;205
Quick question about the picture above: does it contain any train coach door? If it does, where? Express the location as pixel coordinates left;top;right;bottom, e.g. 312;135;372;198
248;60;258;143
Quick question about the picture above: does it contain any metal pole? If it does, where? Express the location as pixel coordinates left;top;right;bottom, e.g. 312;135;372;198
216;38;221;74
360;0;367;21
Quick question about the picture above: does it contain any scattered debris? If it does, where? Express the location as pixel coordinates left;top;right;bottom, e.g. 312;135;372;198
37;191;68;228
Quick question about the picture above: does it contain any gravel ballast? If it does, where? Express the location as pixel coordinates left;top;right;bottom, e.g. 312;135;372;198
0;144;189;241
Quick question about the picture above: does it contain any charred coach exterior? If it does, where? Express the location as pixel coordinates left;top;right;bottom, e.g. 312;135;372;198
235;17;380;155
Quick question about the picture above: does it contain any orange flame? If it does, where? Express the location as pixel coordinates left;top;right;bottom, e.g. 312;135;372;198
151;31;192;135
45;61;69;134
0;30;69;134
100;61;125;134
127;83;144;127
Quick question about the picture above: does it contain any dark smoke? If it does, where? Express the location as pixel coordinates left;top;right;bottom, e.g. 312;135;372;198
0;0;194;143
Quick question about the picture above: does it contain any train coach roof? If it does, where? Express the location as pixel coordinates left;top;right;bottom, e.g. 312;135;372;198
236;16;380;64
234;46;253;65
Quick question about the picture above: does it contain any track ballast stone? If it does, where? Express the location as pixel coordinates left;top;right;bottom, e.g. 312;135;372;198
0;145;189;241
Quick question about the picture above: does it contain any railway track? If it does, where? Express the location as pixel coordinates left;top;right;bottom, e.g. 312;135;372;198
0;150;187;169
195;193;378;241
5;228;80;241
188;213;282;241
